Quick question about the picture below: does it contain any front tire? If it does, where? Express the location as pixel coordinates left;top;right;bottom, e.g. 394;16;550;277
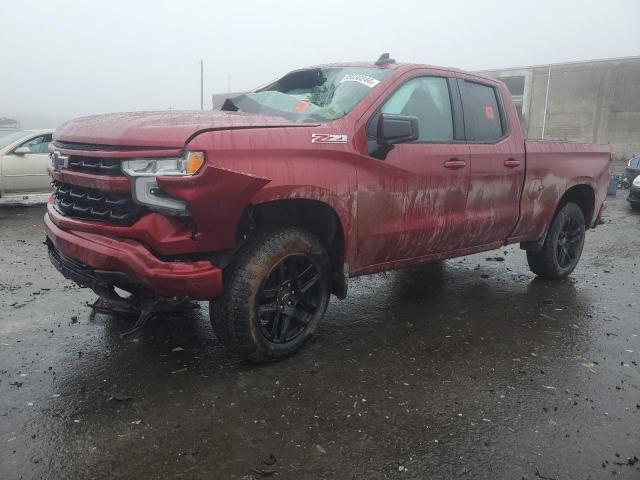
526;202;586;279
211;226;331;363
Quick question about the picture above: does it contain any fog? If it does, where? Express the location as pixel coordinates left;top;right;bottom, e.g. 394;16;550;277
1;0;638;128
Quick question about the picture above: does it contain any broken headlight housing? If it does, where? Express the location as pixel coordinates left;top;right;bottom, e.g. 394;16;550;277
122;151;205;216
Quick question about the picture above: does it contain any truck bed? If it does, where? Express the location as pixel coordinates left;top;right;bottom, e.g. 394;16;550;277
508;141;611;243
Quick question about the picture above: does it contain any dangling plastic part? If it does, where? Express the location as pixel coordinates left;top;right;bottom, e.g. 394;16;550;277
375;53;396;66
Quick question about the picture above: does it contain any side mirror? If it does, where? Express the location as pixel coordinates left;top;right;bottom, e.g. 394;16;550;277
14;147;31;155
376;113;419;145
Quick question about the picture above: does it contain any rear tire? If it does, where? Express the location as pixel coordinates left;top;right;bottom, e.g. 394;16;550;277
211;226;331;363
526;202;586;279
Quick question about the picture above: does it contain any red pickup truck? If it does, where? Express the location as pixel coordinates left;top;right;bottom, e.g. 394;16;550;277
45;55;610;362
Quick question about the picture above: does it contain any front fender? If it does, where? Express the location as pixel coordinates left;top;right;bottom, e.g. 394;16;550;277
158;165;270;251
250;184;356;263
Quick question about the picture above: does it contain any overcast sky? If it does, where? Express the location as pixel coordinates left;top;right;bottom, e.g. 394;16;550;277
1;0;639;127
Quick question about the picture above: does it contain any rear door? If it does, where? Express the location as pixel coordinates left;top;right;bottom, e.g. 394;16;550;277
457;78;525;245
354;74;471;271
1;134;52;193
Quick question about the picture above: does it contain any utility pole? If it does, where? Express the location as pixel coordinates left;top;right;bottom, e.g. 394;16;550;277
200;60;204;110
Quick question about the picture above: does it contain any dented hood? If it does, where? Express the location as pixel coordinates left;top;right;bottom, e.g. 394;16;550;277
54;110;313;148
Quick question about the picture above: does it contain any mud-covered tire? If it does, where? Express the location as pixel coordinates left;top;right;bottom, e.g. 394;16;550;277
211;226;331;363
526;202;586;279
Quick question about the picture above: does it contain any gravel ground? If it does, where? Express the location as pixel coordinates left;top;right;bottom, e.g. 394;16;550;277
0;195;638;479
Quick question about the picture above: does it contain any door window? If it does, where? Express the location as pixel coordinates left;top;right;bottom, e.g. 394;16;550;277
459;80;504;141
379;77;454;142
18;134;52;154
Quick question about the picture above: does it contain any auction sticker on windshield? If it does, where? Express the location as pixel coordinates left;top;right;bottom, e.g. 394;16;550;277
311;133;348;144
339;74;380;88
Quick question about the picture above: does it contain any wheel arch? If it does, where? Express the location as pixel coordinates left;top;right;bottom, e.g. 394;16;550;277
520;182;595;252
236;193;350;299
556;182;596;227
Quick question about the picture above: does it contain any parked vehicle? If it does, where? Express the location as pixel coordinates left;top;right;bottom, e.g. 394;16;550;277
628;174;640;209
0;117;21;133
625;154;640;185
44;56;611;362
0;129;54;201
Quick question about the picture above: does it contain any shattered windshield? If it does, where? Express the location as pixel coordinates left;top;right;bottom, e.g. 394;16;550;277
224;67;390;122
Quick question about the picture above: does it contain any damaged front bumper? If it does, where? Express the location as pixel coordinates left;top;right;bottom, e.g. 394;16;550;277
44;212;223;301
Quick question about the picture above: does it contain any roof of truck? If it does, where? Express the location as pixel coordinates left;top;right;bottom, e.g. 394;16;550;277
307;61;442;71
302;61;498;84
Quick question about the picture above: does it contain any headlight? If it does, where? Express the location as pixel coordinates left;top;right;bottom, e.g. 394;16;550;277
121;151;205;216
633;175;640;188
121;151;205;177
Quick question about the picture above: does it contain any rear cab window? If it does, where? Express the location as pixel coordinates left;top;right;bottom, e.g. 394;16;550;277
458;79;506;142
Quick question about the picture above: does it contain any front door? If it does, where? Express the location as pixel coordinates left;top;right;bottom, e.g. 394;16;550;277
354;75;471;272
1;134;52;194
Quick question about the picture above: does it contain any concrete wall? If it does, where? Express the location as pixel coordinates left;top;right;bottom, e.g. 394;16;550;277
481;57;640;162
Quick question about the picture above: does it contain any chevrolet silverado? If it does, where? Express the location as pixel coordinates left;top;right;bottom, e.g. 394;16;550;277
44;55;611;362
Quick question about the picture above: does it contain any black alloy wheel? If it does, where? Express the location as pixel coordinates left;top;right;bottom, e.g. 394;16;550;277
526;202;586;279
256;254;323;344
555;216;583;269
210;226;331;363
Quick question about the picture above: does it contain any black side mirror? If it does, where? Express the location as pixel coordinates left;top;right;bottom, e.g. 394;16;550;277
376;113;419;145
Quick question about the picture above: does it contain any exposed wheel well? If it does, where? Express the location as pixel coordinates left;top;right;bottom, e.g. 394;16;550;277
236;199;347;298
557;184;595;227
520;183;595;252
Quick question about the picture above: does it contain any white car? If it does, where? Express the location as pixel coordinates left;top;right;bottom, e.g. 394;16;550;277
0;129;54;204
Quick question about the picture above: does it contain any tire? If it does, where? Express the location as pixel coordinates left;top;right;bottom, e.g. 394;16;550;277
526;202;586;279
211;226;331;363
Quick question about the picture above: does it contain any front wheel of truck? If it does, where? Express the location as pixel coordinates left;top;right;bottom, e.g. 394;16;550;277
526;202;586;279
211;226;331;363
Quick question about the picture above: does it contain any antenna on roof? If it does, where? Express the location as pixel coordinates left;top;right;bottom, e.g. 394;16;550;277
375;53;395;66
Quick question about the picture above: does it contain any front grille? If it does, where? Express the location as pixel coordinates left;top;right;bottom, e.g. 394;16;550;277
52;181;144;224
67;156;123;175
53;140;159;152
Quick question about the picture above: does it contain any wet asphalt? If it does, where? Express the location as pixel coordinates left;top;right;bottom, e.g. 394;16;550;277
0;197;639;480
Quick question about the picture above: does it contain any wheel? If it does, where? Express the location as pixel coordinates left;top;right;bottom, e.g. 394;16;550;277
211;226;331;363
526;202;586;279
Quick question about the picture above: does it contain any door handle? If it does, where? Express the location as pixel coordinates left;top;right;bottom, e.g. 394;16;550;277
443;158;467;170
503;158;521;168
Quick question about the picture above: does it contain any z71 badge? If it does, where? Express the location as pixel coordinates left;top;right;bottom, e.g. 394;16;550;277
311;133;348;144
